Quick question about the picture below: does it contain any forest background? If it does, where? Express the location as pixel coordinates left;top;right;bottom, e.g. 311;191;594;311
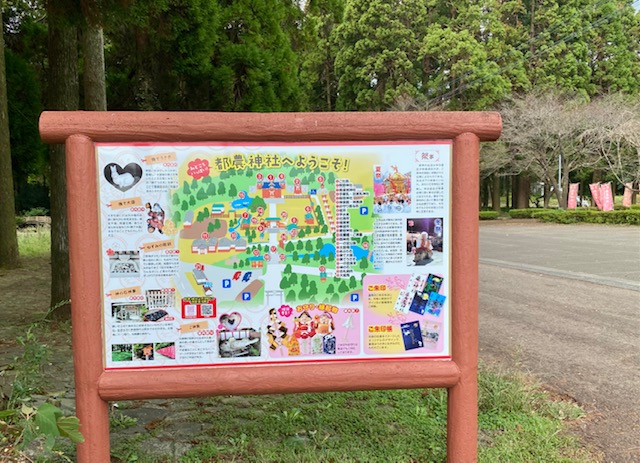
1;0;640;319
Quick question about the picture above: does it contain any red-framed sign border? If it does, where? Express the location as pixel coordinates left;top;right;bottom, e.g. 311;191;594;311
40;111;501;463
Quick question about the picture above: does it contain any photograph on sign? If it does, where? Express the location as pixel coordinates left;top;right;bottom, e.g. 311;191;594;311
96;142;452;369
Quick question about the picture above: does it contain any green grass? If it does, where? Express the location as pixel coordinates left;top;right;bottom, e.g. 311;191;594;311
17;228;51;258
172;365;595;463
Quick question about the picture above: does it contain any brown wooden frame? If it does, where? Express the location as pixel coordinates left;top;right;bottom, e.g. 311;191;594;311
40;111;501;463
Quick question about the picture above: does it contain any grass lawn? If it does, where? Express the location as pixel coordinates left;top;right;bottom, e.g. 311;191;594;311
175;366;594;463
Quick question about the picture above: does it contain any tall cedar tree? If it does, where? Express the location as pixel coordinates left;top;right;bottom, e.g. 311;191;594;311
210;0;302;111
105;0;220;110
299;0;345;111
524;0;594;96
587;0;640;95
334;0;425;110
0;8;19;268
46;0;79;320
419;0;513;109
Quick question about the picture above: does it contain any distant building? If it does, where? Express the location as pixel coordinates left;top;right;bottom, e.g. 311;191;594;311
257;180;285;198
211;203;225;215
193;269;208;285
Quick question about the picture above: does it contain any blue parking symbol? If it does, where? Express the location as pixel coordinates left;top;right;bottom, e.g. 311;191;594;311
222;279;231;288
310;189;317;194
360;206;369;215
350;293;359;302
242;292;251;301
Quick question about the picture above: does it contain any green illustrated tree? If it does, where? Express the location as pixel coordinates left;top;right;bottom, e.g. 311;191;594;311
183;181;191;195
181;200;189;211
189;195;196;206
349;275;357;289
229;183;237;197
338;280;348;293
286;289;297;301
359;257;369;271
217;181;226;196
207;222;215;233
206;182;216;196
284;263;292;274
308;280;318;298
250;196;266;212
197;187;207;201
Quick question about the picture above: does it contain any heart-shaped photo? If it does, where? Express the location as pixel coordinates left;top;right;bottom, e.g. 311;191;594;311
220;312;242;331
104;163;143;192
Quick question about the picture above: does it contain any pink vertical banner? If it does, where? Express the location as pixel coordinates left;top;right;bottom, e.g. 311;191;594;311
622;183;633;208
600;182;614;211
589;183;602;210
567;183;579;209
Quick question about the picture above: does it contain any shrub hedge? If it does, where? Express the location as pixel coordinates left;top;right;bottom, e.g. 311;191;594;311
479;211;500;220
508;209;538;219
530;209;640;224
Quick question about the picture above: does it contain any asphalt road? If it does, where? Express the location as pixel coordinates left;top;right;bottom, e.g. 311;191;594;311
479;222;640;463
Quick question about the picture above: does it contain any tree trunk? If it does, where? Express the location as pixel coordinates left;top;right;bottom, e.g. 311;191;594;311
592;169;603;184
560;161;570;209
480;176;489;209
46;2;79;320
515;174;530;209
82;22;107;111
543;182;551;208
505;176;510;209
491;174;500;211
511;174;519;208
0;9;19;269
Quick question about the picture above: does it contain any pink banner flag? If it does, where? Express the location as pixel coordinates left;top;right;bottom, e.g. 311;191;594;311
600;182;614;211
589;183;602;210
567;183;579;209
623;183;634;208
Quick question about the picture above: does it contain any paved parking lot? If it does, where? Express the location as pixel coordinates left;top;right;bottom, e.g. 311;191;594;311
480;221;640;291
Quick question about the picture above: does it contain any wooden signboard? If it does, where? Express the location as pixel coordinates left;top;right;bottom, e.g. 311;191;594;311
40;111;501;463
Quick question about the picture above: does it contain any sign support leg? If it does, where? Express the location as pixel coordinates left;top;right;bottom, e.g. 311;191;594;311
447;132;480;463
66;134;111;462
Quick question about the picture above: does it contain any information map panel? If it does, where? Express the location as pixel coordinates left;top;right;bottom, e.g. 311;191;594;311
97;142;452;369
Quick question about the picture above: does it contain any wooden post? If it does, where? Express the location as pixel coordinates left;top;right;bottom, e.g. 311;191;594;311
65;134;111;462
447;132;480;462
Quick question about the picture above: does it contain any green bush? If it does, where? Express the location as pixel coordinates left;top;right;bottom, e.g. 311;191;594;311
531;209;640;225
508;209;538;219
479;211;499;220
